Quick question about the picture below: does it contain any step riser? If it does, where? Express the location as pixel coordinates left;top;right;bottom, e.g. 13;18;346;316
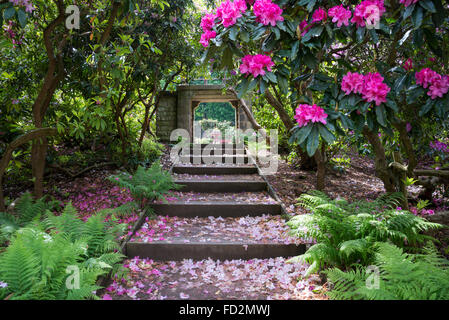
150;204;281;217
179;156;250;165
173;166;258;175
126;243;306;261
176;182;267;193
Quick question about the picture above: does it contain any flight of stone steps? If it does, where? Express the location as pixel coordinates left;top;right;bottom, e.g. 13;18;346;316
123;144;306;261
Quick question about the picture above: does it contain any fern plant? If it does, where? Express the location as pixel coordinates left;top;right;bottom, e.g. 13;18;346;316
0;193;50;243
287;191;443;276
0;204;127;300
108;161;182;212
326;242;449;300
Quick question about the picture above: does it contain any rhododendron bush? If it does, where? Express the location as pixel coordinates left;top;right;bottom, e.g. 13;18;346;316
200;0;449;191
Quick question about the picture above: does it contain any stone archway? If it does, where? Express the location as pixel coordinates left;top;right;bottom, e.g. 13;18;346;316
156;85;253;142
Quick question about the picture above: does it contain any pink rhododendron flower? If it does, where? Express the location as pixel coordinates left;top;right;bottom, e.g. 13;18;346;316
216;0;244;28
427;75;449;99
362;72;391;106
341;72;365;95
342;72;390;106
403;58;413;71
294;104;328;127
240;54;274;78
312;8;327;23
253;0;284;26
200;30;217;47
328;5;352;27
415;68;440;88
352;0;385;28
201;13;216;32
399;0;419;7
234;0;248;12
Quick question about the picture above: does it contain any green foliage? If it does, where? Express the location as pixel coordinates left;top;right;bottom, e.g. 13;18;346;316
194;102;236;125
326;242;449;300
0;204;126;300
0;193;51;243
287;191;443;276
330;156;351;173
108;162;181;208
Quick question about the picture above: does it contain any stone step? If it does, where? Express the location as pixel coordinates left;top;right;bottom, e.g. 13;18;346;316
172;165;258;175
125;242;306;261
175;180;267;192
179;144;245;149
178;155;251;164
150;202;281;217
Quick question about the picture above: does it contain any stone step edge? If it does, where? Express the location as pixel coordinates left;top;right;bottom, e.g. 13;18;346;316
125;242;307;261
150;202;281;217
172;166;258;175
174;180;268;193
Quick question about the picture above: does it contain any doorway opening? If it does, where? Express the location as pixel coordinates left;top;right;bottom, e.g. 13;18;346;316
193;102;237;144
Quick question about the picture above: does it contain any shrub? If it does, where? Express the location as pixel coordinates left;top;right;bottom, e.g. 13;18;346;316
0;193;50;243
138;138;165;164
0;204;126;300
326;242;449;300
108;162;181;212
287;191;443;276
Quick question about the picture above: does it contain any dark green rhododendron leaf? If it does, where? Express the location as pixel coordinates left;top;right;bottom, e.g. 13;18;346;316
318;124;335;144
306;125;320;157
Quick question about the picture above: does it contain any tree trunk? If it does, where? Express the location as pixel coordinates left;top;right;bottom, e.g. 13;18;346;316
393;121;417;177
0;128;57;211
314;146;326;191
29;0;66;200
362;126;397;193
299;147;317;170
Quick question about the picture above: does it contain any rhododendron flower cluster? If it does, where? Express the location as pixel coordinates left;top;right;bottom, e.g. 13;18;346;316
9;0;35;12
216;0;246;28
240;54;274;77
399;0;419;7
200;0;248;46
341;72;365;95
200;30;217;48
341;72;391;106
294;104;328;127
415;68;439;88
328;5;352;27
200;13;216;32
351;0;385;28
363;73;391;105
415;68;449;99
312;7;327;23
253;0;284;26
303;2;384;36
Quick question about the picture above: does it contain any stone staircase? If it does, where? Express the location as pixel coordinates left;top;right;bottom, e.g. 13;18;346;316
123;144;306;261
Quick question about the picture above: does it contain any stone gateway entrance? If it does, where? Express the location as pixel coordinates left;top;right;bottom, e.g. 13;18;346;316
156;85;253;142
